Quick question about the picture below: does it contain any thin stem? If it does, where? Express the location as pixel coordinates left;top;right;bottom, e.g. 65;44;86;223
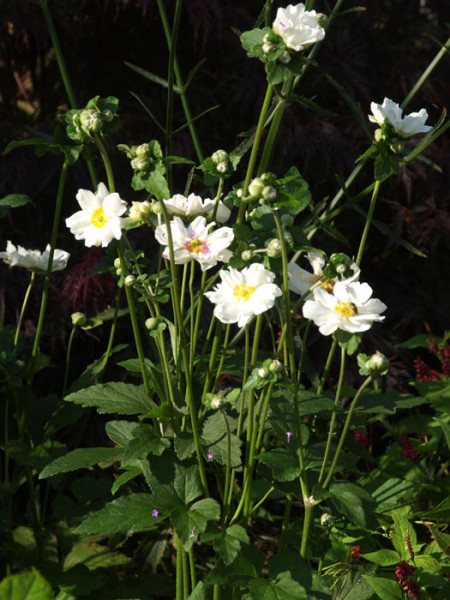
355;179;381;266
176;534;183;600
250;485;275;515
322;375;374;489
98;286;122;382
188;547;197;590
317;338;338;395
221;408;233;519
236;84;274;224
318;346;346;485
14;272;35;348
62;324;77;396
93;133;115;192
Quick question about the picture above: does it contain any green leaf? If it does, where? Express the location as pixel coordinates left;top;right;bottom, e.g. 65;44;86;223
76;493;160;535
0;568;53;600
362;575;403;600
187;582;207;600
362;549;401;566
65;382;156;415
329;482;376;529
414;380;450;412
0;194;33;209
145;454;203;509
333;330;362;355
416;497;450;523
201;411;242;469
273;167;312;212
171;497;221;551
63;541;130;570
391;509;417;560
429;527;450;556
434;417;450;450
395;334;439;349
207;544;265;586
206;524;249;566
67;344;128;394
123;425;171;462
39;447;122;478
258;450;300;482
248;573;308;600
370;478;419;512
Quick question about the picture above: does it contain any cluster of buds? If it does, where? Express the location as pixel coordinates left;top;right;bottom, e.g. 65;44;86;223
204;393;226;411
395;561;421;599
253;359;283;383
261;31;290;64
128;200;153;224
211;149;231;175
266;238;282;258
65;96;118;143
247;173;278;204
117;140;163;175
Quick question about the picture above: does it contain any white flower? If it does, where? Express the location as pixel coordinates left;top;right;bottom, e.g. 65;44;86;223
369;98;432;138
0;241;70;272
302;281;386;336
155;216;234;271
272;4;325;52
205;263;282;327
288;252;359;298
162;193;231;224
66;182;127;247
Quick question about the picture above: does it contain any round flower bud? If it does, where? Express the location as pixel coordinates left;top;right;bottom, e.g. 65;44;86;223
131;156;150;172
124;275;135;286
135;143;149;157
241;249;253;261
257;367;270;379
211;149;228;164
262;42;272;54
269;359;283;374
366;351;389;373
267;238;282;258
116;268;123;276
374;128;385;142
79;109;103;134
114;257;122;269
151;201;163;215
145;317;159;331
210;396;223;410
262;185;277;202
279;51;291;64
316;13;328;27
280;214;294;227
336;263;347;274
320;512;334;527
216;161;228;174
71;312;86;326
248;177;265;198
236;188;243;198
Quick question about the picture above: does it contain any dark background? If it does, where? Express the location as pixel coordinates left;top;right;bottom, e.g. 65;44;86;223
0;0;449;383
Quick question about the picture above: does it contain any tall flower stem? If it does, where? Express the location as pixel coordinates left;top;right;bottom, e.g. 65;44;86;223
355;178;381;266
29;161;68;374
39;0;98;188
14;272;35;348
317;338;338;395
318;346;346;485
236;84;274;224
322;374;374;489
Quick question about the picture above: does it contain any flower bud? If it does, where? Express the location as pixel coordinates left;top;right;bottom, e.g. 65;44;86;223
241;249;253;261
236;188;243;198
131;156;150;172
267;238;282;258
79;109;103;134
101;109;114;122
366;351;389;373
116;267;123;276
269;359;283;374
114;257;122;269
280;214;294;227
129;200;153;222
320;512;334;527
279;51;291;64
151;201;162;215
374;128;385;142
262;185;277;202
71;312;86;326
216;161;228;174
257;367;270;379
262;42;273;54
145;317;159;331
124;275;135;286
248;177;265;198
336;263;346;274
135;143;149;157
210;396;223;410
211;149;228;164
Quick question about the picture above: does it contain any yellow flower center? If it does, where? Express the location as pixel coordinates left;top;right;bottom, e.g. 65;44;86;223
335;301;358;318
185;238;207;254
233;283;255;302
91;207;108;228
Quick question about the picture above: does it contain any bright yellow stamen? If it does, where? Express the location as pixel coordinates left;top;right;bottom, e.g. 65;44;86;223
335;301;357;318
185;238;207;254
91;207;108;228
320;279;335;293
233;283;255;302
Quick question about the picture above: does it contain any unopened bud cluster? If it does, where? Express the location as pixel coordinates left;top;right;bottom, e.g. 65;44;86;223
248;174;277;204
366;351;389;373
128;200;153;223
211;149;231;175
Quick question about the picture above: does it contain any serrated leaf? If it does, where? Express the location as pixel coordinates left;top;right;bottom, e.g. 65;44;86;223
329;482;376;529
370;478;418;512
391;509;417;560
201;411;242;469
363;575;403;600
40;447;122;478
111;468;142;495
123;425;171;462
146;454;203;509
76;493;160;535
65;382;155;415
212;524;249;565
206;544;265;586
63;541;130;570
172;497;221;551
0;568;53;600
248;573;308;600
258;450;300;482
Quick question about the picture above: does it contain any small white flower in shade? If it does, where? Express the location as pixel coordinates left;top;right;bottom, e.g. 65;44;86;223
302;281;386;336
154;216;234;272
288;252;359;298
163;193;231;224
369;98;432;138
0;241;70;273
272;4;325;52
205;263;282;328
66;182;127;247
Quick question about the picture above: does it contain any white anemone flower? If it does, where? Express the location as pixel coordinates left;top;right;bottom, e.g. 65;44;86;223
163;193;231;224
66;182;127;247
0;241;70;273
302;281;386;336
369;98;432;138
154;216;234;271
205;263;282;327
288;252;360;298
272;4;325;52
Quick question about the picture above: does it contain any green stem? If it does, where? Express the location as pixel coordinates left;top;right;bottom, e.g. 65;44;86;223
317;338;338;396
188;547;197;590
182;545;189;599
176;534;183;600
29;161;68;372
221;408;233;519
318;346;346;485
93;133;115;192
251;485;275;515
14;272;35;348
322;375;374;489
355;178;381;266
62;324;77;396
236;84;274;224
98;286;122;382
